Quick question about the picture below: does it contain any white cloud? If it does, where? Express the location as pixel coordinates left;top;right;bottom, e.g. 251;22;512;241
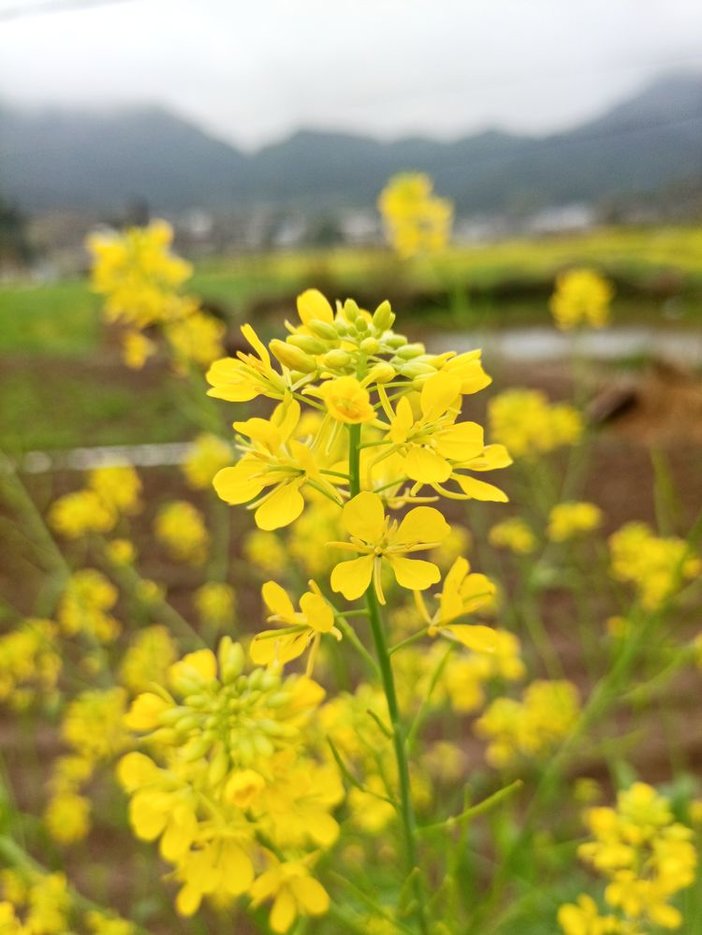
0;0;700;147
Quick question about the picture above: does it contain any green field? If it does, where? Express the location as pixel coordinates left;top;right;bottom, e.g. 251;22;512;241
2;226;702;453
3;226;702;356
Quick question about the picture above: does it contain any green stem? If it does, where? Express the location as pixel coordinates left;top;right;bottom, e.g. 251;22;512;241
347;423;429;935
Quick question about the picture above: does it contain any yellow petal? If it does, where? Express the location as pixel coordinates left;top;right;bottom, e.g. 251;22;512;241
394;506;450;546
270;889;297;934
454;475;508;502
404;446;452;483
464;444;513;471
291;876;330;915
176;883;201;917
255;483;305;531
233;416;280;451
161;806;197;862
129;792;168;841
301;810;340;848
442;624;498;653
389;396;414;443
331;555;374;600
299;591;335;633
420;371;462;420
274;398;302;442
388;555;441;591
460;573;496;612
117;752;158;791
220;842;255;896
241;323;270;364
250;629;310;666
297;288;334;325
444;556;469;591
206;358;257;402
124;692;169;731
342;491;385;543
213;461;264;505
261;580;296;620
436;421;484;462
444;352;492;394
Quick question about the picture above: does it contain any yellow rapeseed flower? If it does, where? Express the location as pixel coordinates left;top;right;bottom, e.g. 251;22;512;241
213;399;344;531
548;501;602;542
550;268;614;330
248;857;330;934
378;172;453;258
330;492;450;603
181;433;232;489
318;375;376;424
154;500;209;565
489;517;537;555
251;580;341;671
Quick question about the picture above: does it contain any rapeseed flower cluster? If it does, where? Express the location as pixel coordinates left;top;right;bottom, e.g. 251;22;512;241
548;501;603;542
45;687;129;844
0;870;134;935
181;433;232;490
201;284;520;928
475;680;580;768
559;783;697;933
489;389;583;459
0;619;61;710
550;268;614;330
57;570;120;644
609;523;700;611
119;638;341;929
489;516;538;555
0;871;72;934
154;500;209;565
86;220;225;369
49;466;142;540
377;172;453;258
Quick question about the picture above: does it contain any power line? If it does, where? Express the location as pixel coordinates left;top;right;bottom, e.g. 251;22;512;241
0;0;134;21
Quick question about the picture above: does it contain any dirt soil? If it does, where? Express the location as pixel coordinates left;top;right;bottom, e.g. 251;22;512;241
0;351;701;930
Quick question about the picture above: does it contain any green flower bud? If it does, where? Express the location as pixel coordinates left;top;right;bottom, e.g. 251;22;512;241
218;637;245;684
372;299;395;332
253;733;274;758
365;361;396;384
306;319;339;341
182;735;212;762
385;334;407;349
360;336;380;355
287;333;327;355
208;748;229;787
268;339;317;373
342;298;360;321
322;348;352;369
396;342;426;360
398;360;437;379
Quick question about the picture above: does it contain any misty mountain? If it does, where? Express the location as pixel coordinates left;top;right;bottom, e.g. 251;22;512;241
1;73;701;215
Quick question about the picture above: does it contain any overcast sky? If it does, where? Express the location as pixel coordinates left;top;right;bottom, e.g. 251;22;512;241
1;0;701;149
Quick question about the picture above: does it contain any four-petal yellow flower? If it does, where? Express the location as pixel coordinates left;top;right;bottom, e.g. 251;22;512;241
330;492;450;604
250;581;341;672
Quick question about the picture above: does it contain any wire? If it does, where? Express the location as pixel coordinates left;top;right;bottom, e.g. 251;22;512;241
0;0;134;21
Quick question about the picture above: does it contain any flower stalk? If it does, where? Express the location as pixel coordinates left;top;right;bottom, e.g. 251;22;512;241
348;422;430;935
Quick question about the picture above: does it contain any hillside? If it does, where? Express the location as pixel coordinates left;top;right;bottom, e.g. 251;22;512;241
1;73;701;214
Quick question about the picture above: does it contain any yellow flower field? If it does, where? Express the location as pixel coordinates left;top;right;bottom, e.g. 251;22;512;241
0;206;701;935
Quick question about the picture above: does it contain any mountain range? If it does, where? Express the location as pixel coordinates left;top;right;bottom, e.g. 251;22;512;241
1;73;701;216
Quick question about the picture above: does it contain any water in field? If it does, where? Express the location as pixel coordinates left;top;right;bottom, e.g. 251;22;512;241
435;326;702;365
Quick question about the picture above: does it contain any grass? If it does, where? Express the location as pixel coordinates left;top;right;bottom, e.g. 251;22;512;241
2;226;702;453
0;280;100;356
2;226;702;358
0;367;194;453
